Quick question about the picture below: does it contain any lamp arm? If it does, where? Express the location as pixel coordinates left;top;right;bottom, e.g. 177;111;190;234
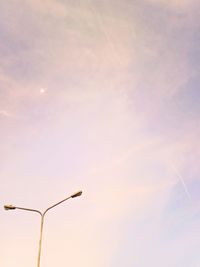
43;196;72;216
15;207;42;216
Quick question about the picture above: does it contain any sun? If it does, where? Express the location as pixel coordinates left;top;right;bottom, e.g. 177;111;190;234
40;88;45;94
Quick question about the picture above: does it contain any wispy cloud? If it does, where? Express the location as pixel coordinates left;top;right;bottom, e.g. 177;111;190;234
0;110;12;117
170;161;191;199
146;0;198;9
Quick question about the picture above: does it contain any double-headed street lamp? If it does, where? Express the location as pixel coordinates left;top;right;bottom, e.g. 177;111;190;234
4;190;82;267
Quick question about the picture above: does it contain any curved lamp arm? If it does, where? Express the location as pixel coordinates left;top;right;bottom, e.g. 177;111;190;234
4;205;42;216
43;190;82;216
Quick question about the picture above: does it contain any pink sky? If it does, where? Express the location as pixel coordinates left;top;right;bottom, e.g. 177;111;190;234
1;1;200;266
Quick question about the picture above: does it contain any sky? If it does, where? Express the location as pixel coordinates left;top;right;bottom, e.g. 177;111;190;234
0;0;200;266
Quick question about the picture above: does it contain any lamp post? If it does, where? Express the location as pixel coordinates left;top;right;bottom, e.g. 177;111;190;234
4;190;82;267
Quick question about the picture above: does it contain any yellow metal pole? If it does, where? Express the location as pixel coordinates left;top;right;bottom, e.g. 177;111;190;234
37;214;44;267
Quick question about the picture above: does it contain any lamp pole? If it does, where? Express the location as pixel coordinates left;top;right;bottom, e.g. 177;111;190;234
4;190;82;267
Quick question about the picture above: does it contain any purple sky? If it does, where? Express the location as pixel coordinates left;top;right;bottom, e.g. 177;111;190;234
1;1;200;267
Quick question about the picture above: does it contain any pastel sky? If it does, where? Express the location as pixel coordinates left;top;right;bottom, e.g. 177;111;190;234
1;1;200;266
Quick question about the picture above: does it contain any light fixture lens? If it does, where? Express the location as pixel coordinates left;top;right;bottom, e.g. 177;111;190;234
71;191;82;198
4;205;16;210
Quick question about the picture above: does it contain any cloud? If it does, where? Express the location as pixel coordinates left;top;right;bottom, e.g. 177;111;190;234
0;110;10;117
146;0;198;9
24;0;68;17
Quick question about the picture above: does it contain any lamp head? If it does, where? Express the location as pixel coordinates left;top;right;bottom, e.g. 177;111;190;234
71;191;82;198
4;205;16;210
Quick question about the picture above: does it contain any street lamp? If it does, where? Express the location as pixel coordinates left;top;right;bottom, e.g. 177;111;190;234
4;190;82;267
